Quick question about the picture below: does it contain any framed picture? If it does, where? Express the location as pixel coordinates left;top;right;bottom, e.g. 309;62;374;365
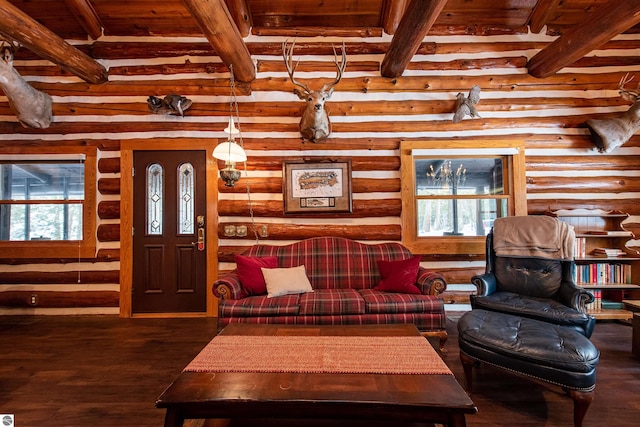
283;160;352;214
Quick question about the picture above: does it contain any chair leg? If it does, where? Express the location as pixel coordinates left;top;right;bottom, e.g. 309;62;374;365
458;352;475;394
568;389;594;427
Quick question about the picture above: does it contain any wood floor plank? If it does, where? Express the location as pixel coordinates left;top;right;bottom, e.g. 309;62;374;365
0;316;638;426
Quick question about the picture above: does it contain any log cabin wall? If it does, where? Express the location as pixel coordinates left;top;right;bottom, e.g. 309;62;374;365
1;31;639;314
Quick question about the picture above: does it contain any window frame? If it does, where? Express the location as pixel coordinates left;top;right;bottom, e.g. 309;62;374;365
0;146;97;258
400;140;527;255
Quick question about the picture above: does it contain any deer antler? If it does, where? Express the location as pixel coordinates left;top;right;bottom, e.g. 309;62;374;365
282;39;311;94
321;42;347;92
618;73;640;101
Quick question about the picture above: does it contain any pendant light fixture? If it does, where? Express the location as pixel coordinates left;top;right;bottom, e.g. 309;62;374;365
213;65;247;187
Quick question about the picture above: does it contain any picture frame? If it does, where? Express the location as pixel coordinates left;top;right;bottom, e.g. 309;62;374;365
283;160;352;214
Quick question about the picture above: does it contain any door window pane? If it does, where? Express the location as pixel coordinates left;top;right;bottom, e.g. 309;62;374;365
178;163;194;235
147;163;163;235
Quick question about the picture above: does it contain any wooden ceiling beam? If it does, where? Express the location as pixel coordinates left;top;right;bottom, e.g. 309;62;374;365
380;0;449;78
528;0;561;34
182;0;255;82
382;0;410;35
528;0;640;78
225;0;252;37
64;0;104;40
0;0;108;84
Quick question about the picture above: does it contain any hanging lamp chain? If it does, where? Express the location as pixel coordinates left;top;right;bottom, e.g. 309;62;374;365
229;65;259;244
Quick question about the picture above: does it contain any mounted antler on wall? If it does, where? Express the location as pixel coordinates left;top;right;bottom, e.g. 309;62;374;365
282;40;346;143
0;43;52;128
586;73;640;153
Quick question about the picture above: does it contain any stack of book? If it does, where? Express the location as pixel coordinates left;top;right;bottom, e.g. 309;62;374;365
585;230;633;236
592;247;627;257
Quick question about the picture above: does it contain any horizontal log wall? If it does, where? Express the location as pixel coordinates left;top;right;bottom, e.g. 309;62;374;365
1;31;639;314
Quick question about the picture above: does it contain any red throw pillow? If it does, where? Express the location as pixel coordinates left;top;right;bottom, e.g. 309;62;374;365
234;255;278;295
375;255;422;294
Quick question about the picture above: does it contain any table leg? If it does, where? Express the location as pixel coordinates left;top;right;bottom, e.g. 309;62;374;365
448;413;467;427
163;407;184;427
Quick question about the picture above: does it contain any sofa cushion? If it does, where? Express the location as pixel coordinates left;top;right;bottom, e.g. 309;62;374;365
360;289;444;314
219;294;300;317
235;255;278;296
262;265;314;298
299;289;366;315
375;255;422;294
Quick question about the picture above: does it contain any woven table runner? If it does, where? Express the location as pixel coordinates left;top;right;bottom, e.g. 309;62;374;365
183;335;452;375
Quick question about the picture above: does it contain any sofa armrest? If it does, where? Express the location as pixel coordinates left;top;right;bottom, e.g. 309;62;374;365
471;273;497;297
212;272;244;300
416;267;447;296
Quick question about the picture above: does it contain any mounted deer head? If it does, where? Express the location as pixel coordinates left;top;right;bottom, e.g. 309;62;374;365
586;73;640;153
0;43;52;129
282;40;346;143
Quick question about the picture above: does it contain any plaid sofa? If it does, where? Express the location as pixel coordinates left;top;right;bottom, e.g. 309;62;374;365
213;237;448;349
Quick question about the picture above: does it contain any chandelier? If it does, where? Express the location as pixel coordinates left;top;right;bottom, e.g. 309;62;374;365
427;160;466;190
213;65;247;187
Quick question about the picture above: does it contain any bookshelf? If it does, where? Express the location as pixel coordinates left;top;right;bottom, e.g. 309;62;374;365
548;208;640;320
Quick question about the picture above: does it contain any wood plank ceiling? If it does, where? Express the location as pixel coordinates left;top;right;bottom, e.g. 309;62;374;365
1;0;640;83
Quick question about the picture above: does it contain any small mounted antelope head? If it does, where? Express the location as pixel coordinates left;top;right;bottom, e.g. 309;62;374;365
586;73;640;153
282;40;346;142
0;42;52;129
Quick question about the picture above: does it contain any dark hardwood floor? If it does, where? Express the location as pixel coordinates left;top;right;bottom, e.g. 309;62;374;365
0;315;638;426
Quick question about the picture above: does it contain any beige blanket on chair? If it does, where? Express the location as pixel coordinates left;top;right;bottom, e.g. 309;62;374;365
492;216;575;260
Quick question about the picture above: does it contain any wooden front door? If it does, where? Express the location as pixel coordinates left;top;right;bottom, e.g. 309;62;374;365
132;150;207;313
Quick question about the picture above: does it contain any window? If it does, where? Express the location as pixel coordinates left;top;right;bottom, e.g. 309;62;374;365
0;147;97;258
400;140;527;255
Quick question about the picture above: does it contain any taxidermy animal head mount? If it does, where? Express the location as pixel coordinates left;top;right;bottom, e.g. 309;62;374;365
453;85;481;123
0;42;52;129
586;73;640;153
282;40;346;143
147;94;193;117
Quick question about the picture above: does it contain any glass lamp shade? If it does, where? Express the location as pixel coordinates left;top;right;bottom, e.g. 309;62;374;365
212;141;247;163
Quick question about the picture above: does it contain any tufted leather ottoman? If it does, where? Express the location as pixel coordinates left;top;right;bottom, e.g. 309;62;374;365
457;309;600;427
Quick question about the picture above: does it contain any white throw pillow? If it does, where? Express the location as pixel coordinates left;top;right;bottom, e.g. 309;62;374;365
261;265;314;298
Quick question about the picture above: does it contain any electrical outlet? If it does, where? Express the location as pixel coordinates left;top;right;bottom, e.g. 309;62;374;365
30;294;38;306
224;225;236;237
236;225;247;237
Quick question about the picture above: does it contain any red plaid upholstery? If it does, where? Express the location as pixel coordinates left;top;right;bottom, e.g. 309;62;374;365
213;237;448;333
299;289;366;315
220;294;300;317
242;237;412;290
359;289;444;314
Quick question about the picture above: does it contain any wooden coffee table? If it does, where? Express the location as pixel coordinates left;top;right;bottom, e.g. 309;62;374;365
156;324;476;427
